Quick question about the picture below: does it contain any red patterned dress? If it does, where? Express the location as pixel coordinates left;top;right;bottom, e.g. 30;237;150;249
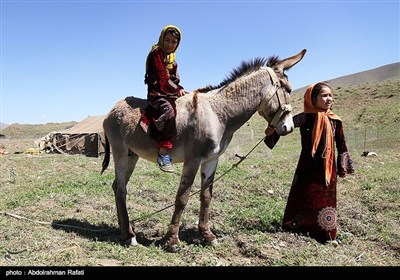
266;112;354;243
141;47;184;148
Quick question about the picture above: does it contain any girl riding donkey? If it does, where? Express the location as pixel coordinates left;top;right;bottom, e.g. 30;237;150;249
141;24;187;173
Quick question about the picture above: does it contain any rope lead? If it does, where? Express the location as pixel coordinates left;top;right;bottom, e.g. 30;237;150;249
132;135;267;223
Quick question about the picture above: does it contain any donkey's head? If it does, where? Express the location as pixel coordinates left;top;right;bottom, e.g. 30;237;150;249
257;49;307;136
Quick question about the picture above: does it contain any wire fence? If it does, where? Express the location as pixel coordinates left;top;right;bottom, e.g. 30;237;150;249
345;123;400;153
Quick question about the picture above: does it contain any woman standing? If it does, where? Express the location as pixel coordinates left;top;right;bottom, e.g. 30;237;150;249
265;82;354;245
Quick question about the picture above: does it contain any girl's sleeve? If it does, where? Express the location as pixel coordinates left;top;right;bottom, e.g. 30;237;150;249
264;113;305;149
148;49;183;95
335;121;355;177
264;131;280;149
293;112;306;128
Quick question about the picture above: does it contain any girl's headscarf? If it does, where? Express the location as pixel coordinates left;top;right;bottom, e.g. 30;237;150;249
303;83;341;186
149;24;182;72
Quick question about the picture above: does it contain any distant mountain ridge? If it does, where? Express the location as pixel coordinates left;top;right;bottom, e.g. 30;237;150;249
326;62;400;86
0;123;9;130
293;62;400;94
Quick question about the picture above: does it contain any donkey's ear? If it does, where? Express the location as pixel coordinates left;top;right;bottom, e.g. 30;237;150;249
278;49;307;72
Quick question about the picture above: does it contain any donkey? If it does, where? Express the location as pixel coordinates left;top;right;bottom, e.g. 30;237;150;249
101;49;307;252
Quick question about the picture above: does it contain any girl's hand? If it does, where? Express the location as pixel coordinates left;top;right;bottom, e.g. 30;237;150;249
265;125;275;136
178;89;186;97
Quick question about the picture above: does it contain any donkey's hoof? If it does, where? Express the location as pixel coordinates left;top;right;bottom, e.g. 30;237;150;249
204;238;218;247
165;244;181;253
125;236;138;246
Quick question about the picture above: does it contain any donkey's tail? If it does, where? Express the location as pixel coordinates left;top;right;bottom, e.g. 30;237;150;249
101;135;110;175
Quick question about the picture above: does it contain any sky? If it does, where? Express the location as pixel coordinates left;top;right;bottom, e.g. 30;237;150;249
1;0;399;125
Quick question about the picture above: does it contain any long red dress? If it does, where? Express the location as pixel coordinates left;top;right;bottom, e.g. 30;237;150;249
141;47;184;148
285;112;354;243
266;112;354;243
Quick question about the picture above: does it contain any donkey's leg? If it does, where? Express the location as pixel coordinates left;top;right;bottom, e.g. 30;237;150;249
164;159;201;252
198;159;218;246
112;150;139;245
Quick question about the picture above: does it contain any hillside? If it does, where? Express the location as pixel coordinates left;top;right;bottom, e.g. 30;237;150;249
291;78;400;124
292;62;399;95
289;62;400;148
0;121;76;139
325;62;400;86
0;122;9;130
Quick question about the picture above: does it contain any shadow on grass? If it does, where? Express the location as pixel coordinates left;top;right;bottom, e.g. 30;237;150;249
51;218;227;248
134;225;226;247
52;218;120;243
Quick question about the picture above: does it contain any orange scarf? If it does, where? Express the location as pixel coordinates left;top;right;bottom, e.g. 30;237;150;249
303;84;341;186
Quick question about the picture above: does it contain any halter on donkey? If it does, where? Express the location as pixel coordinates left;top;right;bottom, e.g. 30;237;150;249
101;49;307;252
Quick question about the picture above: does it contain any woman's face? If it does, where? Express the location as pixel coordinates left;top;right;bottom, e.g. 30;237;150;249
314;87;333;111
163;33;179;54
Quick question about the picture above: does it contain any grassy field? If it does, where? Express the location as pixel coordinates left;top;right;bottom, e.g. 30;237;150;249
1;79;399;267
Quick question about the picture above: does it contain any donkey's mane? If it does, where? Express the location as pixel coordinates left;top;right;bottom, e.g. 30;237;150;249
266;55;280;68
195;55;280;93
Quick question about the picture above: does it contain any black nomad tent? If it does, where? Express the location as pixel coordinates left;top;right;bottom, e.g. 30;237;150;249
35;115;106;157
